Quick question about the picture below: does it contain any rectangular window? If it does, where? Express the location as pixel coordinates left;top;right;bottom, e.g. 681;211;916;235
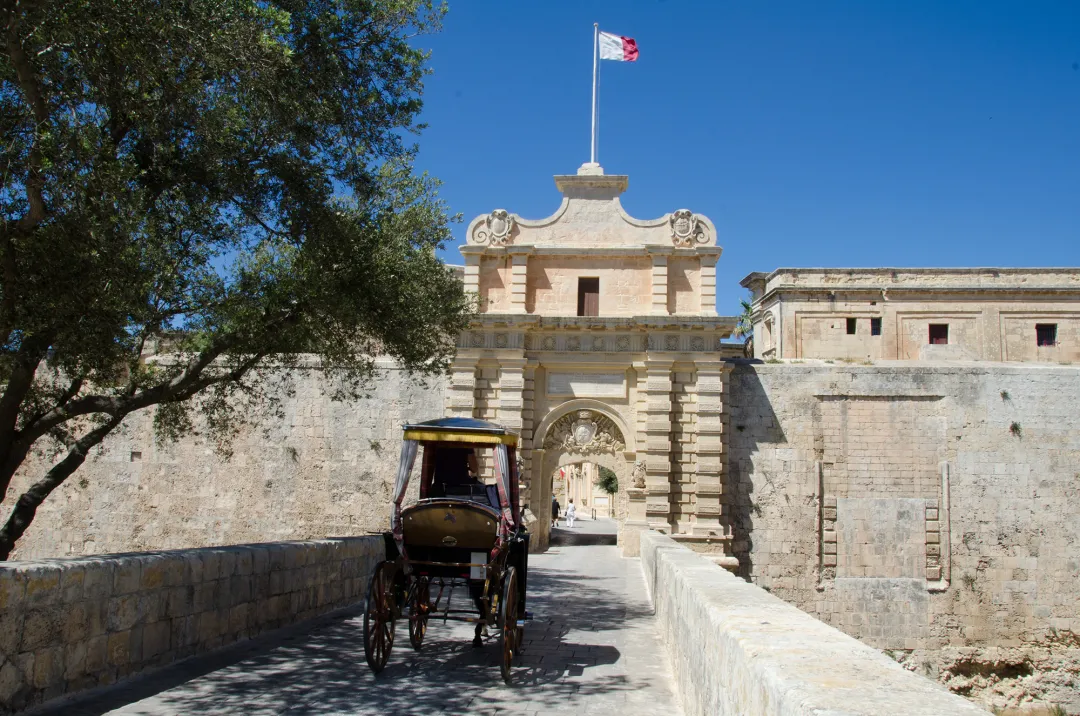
577;277;599;317
929;324;949;345
1036;323;1057;347
870;317;882;336
846;317;857;335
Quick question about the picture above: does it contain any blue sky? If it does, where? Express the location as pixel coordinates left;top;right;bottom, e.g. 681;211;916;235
412;1;1080;316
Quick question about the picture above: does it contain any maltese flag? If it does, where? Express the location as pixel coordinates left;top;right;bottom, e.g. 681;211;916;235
598;31;639;62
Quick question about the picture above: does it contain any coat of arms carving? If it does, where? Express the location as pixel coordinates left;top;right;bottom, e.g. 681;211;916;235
670;209;706;247
472;209;516;245
543;409;625;455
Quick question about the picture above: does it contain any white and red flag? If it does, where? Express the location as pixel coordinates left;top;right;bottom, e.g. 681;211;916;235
598;31;639;62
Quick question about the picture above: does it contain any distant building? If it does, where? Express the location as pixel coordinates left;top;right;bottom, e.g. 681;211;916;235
740;268;1080;362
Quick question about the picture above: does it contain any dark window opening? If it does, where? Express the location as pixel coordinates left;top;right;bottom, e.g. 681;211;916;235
846;318;857;335
929;324;949;345
870;318;882;336
577;277;599;317
1036;323;1057;347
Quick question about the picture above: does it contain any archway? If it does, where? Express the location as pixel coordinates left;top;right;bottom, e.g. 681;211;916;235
530;403;635;552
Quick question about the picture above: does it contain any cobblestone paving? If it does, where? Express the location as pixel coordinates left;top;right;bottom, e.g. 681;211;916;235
47;518;682;716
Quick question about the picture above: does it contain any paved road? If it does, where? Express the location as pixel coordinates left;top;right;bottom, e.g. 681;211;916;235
47;519;683;716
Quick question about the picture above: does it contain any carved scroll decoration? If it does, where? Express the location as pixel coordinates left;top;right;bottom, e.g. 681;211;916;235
472;209;516;245
543;410;625;455
670;209;708;247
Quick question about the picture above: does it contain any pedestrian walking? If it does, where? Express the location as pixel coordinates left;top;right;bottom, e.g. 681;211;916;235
565;498;576;528
551;497;560;528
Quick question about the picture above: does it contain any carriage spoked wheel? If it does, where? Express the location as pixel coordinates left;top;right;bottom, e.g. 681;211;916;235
407;576;430;650
363;560;397;673
499;566;519;684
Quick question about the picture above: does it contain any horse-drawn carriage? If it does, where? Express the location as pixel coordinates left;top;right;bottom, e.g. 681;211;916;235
363;418;530;683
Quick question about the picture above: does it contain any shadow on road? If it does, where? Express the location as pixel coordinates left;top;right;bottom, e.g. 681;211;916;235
46;553;665;716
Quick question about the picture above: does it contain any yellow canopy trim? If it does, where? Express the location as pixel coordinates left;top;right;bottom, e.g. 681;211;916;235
403;430;518;446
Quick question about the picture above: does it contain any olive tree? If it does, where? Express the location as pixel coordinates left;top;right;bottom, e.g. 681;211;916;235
0;0;471;559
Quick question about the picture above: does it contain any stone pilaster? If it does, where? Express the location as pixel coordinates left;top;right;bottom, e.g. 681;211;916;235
508;248;530;314
446;358;478;419
462;253;481;299
648;250;669;315
494;356;526;433
691;361;729;537
642;359;675;528
699;251;719;317
519;362;537;510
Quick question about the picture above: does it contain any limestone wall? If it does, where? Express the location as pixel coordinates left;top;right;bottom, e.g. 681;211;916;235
0;537;384;713
3;361;447;561
727;362;1080;712
640;531;987;715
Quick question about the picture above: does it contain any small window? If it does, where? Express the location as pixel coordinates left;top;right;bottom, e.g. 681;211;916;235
1036;324;1057;347
870;317;882;336
929;324;949;345
846;318;857;335
577;277;599;317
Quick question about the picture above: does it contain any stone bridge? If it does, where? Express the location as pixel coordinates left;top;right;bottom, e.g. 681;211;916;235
2;519;986;715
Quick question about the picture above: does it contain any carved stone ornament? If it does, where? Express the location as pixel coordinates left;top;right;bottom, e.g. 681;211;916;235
631;460;647;489
543;409;625;455
670;209;706;247
472;209;516;245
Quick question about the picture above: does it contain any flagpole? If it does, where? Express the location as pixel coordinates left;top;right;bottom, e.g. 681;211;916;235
591;22;599;165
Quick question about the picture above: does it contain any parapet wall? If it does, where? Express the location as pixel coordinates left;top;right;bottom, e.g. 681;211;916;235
640;531;987;715
0;537;383;713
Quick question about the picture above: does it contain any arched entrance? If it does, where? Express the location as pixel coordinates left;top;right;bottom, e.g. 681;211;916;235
530;402;635;552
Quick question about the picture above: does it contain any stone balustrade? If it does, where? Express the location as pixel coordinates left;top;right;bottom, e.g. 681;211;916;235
640;531;988;715
0;537;383;713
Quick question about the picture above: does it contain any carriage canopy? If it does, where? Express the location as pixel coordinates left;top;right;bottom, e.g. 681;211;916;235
391;418;521;554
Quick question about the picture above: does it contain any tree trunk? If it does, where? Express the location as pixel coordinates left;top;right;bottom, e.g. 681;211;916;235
0;415;122;560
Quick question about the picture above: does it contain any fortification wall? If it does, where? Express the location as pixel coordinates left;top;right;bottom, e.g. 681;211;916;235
728;362;1080;712
2;362;447;561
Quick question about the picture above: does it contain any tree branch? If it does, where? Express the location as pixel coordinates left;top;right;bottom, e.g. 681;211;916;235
5;7;49;230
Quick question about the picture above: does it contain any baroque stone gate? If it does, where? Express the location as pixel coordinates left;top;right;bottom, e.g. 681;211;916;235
445;164;741;555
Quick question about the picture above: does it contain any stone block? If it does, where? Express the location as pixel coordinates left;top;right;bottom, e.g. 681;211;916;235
822;507;837;520
64;640;88;680
0;660;25;707
926;567;942;581
142;621;171;660
24;567;61;606
925;507;939;520
63;602;90;643
823;554;838;567
32;645;64;689
107;594;144;632
84;635;108;673
21;606;63;651
0;570;26;611
112;559;141;595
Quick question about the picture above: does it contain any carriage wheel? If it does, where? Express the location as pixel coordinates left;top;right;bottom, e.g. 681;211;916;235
408;577;430;651
499;567;519;684
363;561;397;673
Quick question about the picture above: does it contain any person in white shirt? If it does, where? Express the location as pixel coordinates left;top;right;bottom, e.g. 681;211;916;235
565;498;577;528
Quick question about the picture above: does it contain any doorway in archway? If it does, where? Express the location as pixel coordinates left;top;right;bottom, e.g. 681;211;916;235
551;462;617;520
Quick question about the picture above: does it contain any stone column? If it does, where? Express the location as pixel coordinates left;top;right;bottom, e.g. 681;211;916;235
507;248;530;314
648;249;669;315
692;361;729;538
641;359;675;529
519;362;537;510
